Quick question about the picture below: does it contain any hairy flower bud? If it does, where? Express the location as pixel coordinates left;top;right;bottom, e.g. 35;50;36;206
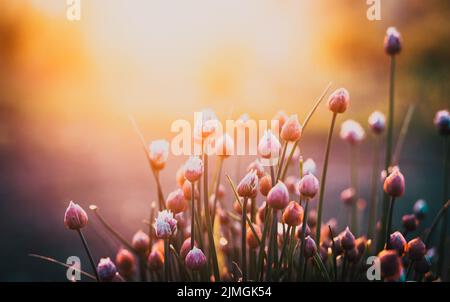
185;247;207;271
384;27;402;56
154;210;177;239
148;140;169;171
267;181;290;210
237;170;259;198
327;88;350;114
280;114;302;142
383;167;405;197
64;201;88;230
298;174;319;199
166;188;187;214
97;257;117;282
282;201;304;227
184;156;203;183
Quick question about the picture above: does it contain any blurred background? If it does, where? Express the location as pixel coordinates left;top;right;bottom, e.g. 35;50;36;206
0;0;449;281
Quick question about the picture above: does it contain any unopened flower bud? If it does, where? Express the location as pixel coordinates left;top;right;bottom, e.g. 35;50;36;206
258;130;281;159
185;247;207;271
64;201;88;230
384;27;402;56
280;114;302;142
383;167;405;197
298;174;319;199
303;236;317;258
433;109;450;136
237;170;259;198
217;207;230;225
402;214;418;232
407;238;426;261
389;231;407;255
267;181;290;210
132;230;149;253
308;209;317;228
340;120;365;145
340;188;356;206
247;224;262;249
303;158;317;175
166;188;187;214
296;223;311;239
282;201;304;227
259;174;272;196
378;250;403;281
184;156;203;182
340;227;355;250
148;140;169;171
247;159;265;178
180;237;197;259
148;250;164;271
115;248;135;278
327;88;350;114
413;199;428;221
97;257;117;282
368;111;386;134
154;210;177;239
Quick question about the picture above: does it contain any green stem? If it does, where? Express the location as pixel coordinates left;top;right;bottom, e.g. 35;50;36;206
203;152;220;281
350;145;358;235
316;112;337;244
242;197;248;281
328;225;338;281
437;137;449;275
368;136;380;242
76;229;100;282
424;200;450;247
384;197;396;249
276;141;288;181
211;158;224;227
297;199;309;281
139;253;148;282
164;239;170;281
191;181;196;249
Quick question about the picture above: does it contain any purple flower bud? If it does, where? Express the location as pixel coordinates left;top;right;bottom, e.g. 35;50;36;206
402;214;418;232
340;227;355;250
267;181;289;210
433;109;450;136
97;257;117;282
303;236;317;259
407;238;426;261
147;250;164;271
389;231;407;255
298;174;320;199
368;111;386;134
383;167;405;197
185;247;207;271
378;250;403;282
64;201;88;230
384;27;402;56
132;230;149;253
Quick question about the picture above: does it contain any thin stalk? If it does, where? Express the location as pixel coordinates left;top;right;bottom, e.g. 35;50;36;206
90;206;136;252
392;104;416;166
191;181;196;249
149;202;156;251
280;82;332;181
313;253;331;282
164;240;170;281
368;136;381;242
139;253;147;282
297;199;309;281
242;197;248;281
278;225;292;266
203;152;220;281
267;209;278;279
257;207;272;281
350;145;359;235
341;252;348;281
316;112;338;244
170;244;192;282
76;229;100;281
211;158;224;227
438;137;449;275
250;198;257;280
29;253;97;281
423;200;450;246
379;55;396;252
328;226;338;281
276;141;288;181
405;261;414;280
384;197;396;249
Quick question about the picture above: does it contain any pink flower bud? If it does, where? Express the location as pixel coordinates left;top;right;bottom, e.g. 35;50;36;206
384;27;402;56
259;174;272;196
298;174;320;199
215;134;234;158
383;167;405;197
296;223;311;239
236;170;259;198
280;114;302;142
258;130;281;160
185;247;207;271
433;109;450;136
302;158;317;175
180;237;197;259
147;250;164;271
368;111;386;134
340;188;356;206
378;250;403;281
154;210;177;239
148;140;169;171
115;248;135;278
64;201;88;230
327;88;350;114
389;231;407;255
402;214;418;232
407;238;426;261
303;236;317;258
247;159;265;178
340;119;365;145
267;181;290;210
246;224;262;249
166;188;187;214
340;227;355;250
183;156;203;183
308;209;318;228
132;230;149;253
282;201;304;227
97;257;117;282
